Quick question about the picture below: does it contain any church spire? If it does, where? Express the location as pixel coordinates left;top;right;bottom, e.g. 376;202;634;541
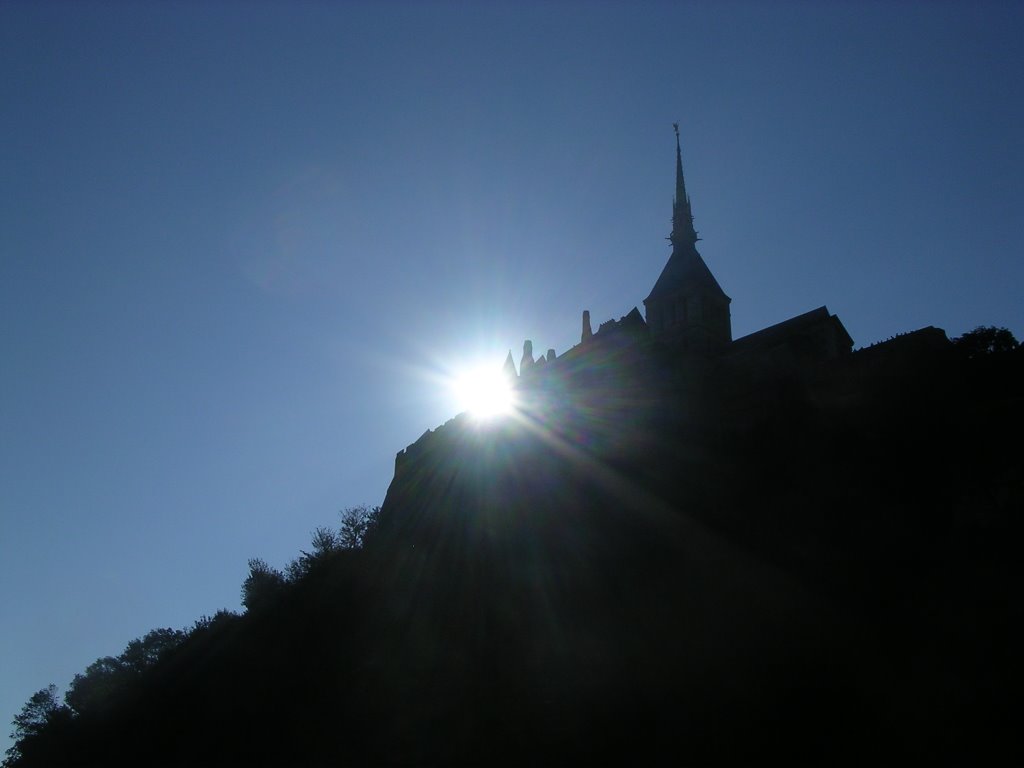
502;349;518;380
670;122;698;249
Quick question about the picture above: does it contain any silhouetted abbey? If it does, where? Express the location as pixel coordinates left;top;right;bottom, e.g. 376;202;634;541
374;130;1020;763
531;125;852;364
396;126;946;468
7;131;1018;768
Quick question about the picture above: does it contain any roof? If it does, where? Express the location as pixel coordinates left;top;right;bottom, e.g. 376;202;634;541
728;306;853;356
645;245;729;303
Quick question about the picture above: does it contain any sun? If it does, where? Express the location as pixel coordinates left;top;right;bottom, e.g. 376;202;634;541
452;365;516;420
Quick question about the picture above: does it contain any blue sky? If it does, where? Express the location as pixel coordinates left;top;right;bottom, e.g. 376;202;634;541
2;0;1022;745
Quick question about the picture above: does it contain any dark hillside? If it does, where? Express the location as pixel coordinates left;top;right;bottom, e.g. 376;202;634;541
7;342;1021;765
372;340;1021;763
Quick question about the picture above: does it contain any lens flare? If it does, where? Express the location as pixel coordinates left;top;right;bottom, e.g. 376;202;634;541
452;365;516;419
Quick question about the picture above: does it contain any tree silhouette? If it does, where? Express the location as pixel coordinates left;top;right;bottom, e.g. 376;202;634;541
241;557;286;611
64;657;125;716
310;525;340;555
119;628;186;673
4;686;70;767
339;505;379;549
285;526;345;581
953;325;1019;358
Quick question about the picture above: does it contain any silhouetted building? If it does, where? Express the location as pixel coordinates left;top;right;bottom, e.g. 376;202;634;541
511;126;851;378
644;123;732;352
726;306;853;374
520;340;535;376
502;350;518;380
393;121;959;484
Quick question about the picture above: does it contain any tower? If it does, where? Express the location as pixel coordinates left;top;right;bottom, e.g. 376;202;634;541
643;125;732;352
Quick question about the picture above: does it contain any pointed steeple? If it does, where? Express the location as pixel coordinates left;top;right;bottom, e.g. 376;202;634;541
670;122;698;249
645;126;731;351
502;350;518;380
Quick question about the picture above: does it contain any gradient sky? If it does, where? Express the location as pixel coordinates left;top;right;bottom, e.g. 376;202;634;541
2;0;1022;745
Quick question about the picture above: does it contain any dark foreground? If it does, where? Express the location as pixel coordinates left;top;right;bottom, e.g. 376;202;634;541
9;343;1021;765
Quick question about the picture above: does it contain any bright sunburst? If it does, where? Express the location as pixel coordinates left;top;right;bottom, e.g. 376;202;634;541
451;365;516;420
